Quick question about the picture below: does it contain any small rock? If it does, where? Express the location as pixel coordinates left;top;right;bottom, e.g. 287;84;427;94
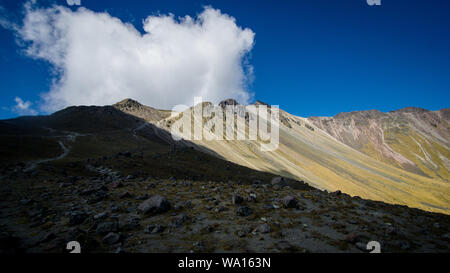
37;232;56;244
200;223;218;234
237;226;251;238
111;181;123;188
119;217;140;231
355;242;367;252
94;212;108;220
135;194;149;201
172;213;188;227
20;199;34;206
119;152;131;158
145;224;165;234
111;205;120;213
102;232;121;245
125;175;135;180
114;247;126;253
138;195;171;215
96;222;118;235
183;200;193;208
68;211;88;226
237;206;253;217
277;240;298;252
119;191;132;199
345;232;360;243
257;223;271;233
88;191;108;204
232;194;244;205
282;195;298;208
214;206;226;213
385;225;396;235
271;177;284;185
398;241;410;250
174;203;184;210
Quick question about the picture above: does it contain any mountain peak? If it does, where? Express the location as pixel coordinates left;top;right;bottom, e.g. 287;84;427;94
114;98;143;108
113;98;170;122
333;109;384;119
392;106;429;113
219;98;239;109
254;100;269;106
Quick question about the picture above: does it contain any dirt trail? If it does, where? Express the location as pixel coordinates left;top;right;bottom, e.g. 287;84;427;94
23;141;70;172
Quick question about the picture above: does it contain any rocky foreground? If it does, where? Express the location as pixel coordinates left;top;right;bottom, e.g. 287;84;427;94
0;149;449;253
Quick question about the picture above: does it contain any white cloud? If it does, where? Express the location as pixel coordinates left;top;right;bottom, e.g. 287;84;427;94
12;97;37;116
16;3;255;112
0;5;18;31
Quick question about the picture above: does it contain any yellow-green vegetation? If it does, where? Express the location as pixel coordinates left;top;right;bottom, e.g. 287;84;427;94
163;108;450;214
385;128;450;181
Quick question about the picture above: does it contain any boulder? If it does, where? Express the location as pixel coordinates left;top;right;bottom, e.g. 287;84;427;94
138;195;171;215
271;177;284;185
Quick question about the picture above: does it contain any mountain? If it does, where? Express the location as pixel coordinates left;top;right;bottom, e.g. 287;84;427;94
308;108;450;181
113;98;172;123
1;100;448;214
0;99;449;253
155;101;449;214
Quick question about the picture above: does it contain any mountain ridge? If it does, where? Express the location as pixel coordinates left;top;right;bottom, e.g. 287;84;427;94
308;106;450;182
0;98;449;214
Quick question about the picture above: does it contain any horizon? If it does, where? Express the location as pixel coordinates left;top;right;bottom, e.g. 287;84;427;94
2;96;447;121
1;0;449;119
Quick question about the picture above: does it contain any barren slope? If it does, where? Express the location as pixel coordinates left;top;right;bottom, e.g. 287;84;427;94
308;108;450;181
156;102;450;214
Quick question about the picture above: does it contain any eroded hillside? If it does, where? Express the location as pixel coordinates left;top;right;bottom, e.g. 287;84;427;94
153;102;450;214
308;108;450;181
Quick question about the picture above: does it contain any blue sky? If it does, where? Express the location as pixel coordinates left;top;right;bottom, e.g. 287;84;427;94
0;0;449;119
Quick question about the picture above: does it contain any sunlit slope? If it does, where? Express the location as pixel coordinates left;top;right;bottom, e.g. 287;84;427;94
309;108;450;182
159;104;449;214
384;127;450;181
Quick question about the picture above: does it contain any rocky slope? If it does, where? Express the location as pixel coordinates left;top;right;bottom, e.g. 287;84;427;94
1;149;448;253
155;102;450;214
113;98;172;123
0;100;449;253
2;100;448;214
308;108;450;181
